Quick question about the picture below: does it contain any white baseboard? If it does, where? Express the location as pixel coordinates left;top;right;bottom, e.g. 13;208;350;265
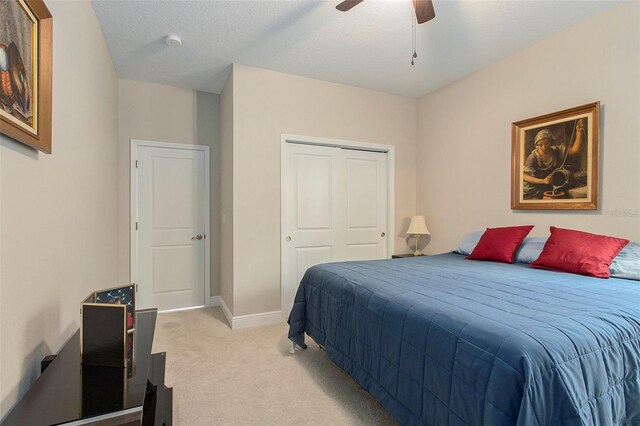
216;296;233;328
231;310;283;329
210;296;283;329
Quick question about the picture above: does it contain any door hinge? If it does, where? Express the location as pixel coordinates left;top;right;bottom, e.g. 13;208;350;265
134;283;138;293
135;222;138;230
135;160;138;168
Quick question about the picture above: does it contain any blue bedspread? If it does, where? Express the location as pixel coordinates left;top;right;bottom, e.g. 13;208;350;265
288;253;640;425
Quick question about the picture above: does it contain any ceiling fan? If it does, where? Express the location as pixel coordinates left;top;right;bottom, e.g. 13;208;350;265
336;0;435;24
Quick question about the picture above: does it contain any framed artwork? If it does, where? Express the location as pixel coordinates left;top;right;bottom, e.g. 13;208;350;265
82;284;136;376
0;0;52;153
511;102;600;210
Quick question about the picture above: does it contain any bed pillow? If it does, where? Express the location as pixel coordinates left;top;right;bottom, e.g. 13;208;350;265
530;227;629;278
515;237;548;263
453;231;484;255
467;225;534;263
610;242;640;281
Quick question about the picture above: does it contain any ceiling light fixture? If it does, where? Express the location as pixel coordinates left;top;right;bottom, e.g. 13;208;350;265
165;35;182;48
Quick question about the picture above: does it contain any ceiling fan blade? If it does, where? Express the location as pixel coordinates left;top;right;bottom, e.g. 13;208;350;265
336;0;366;12
413;0;435;24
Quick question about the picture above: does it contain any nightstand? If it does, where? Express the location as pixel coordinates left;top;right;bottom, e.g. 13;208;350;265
391;254;425;258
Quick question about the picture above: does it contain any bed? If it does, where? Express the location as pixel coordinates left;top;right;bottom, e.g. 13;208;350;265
287;253;640;425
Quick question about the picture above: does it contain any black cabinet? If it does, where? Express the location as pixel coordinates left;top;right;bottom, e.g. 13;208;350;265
1;309;172;426
147;352;172;426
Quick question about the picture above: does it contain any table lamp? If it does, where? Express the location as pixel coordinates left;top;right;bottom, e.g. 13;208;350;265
407;215;430;256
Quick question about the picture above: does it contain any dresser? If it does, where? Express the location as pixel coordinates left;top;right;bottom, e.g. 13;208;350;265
1;308;172;426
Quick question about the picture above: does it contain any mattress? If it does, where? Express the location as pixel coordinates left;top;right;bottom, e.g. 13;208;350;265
287;253;640;425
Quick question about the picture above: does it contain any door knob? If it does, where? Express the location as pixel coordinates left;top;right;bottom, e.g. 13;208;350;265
286;236;291;242
381;232;386;237
192;234;203;240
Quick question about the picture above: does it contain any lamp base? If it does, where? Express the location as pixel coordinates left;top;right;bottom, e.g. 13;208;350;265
413;234;422;256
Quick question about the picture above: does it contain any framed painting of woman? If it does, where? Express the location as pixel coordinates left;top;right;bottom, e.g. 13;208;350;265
511;102;600;210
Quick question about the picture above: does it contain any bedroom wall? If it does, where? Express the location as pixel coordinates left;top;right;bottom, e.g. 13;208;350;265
0;0;118;418
416;2;640;253
197;92;222;301
230;64;417;317
117;79;222;297
219;68;234;314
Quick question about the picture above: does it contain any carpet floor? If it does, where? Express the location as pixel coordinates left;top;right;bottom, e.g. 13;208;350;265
152;307;397;426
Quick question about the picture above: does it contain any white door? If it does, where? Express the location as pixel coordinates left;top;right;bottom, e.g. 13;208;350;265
282;144;343;318
282;143;388;317
344;149;388;261
135;144;207;311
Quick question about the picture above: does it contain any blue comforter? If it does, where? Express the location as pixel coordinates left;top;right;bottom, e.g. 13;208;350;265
288;253;640;425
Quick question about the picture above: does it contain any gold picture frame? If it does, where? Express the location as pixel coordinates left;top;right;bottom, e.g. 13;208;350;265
0;0;52;153
511;102;600;210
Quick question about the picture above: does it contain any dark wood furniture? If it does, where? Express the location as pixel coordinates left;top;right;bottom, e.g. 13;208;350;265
1;308;172;426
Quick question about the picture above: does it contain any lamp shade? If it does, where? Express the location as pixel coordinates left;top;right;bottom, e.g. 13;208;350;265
407;216;430;235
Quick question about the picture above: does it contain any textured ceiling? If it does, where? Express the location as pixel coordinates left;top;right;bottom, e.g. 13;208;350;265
92;0;623;97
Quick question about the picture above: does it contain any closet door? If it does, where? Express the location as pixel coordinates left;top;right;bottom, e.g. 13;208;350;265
344;149;388;261
282;143;344;319
282;143;388;318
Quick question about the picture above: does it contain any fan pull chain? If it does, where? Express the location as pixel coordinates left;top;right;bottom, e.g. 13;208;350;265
411;14;417;66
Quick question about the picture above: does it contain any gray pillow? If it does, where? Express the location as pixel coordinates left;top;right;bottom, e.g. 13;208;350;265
453;231;483;255
610;242;640;281
515;237;548;264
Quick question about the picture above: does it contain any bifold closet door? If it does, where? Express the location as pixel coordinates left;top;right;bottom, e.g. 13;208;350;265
282;143;388;318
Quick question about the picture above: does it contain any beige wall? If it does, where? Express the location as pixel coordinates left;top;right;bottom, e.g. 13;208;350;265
197;92;222;299
219;68;234;313
231;64;417;316
117;79;221;297
117;79;195;285
417;2;640;253
0;0;118;418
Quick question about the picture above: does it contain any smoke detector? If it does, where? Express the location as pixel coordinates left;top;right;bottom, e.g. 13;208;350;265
165;35;182;48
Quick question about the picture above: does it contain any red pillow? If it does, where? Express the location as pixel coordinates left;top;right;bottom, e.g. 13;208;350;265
467;225;534;263
530;227;629;278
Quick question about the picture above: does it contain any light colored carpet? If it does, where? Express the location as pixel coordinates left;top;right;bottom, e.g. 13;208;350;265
152;307;397;426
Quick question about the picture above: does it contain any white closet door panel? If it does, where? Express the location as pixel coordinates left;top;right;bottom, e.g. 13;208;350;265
344;150;388;261
295;246;333;289
347;243;379;261
296;155;333;230
282;144;342;318
346;157;379;228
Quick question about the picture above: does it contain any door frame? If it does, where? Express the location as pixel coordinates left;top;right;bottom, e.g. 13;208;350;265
130;139;211;310
280;134;395;320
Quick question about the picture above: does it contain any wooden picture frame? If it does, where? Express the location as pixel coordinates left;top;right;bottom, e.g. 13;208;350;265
511;102;600;210
0;0;52;153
